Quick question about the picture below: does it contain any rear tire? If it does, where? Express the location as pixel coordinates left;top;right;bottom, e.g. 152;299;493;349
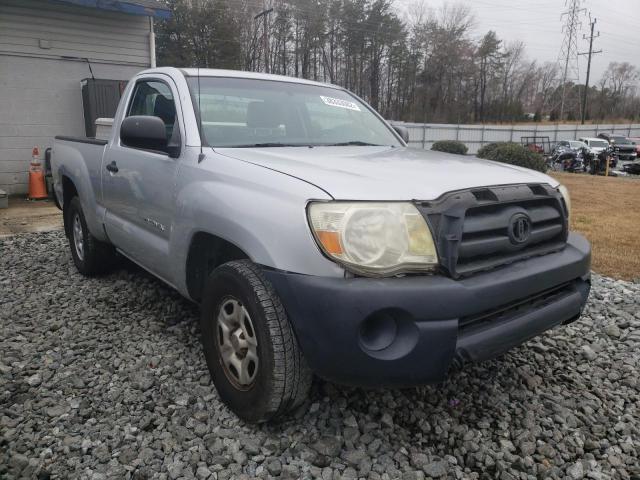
200;260;312;423
65;196;115;275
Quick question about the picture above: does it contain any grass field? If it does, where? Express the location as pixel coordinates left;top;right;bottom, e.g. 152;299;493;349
552;172;640;281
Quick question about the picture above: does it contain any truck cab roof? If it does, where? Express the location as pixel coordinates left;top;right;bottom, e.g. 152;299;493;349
147;67;342;90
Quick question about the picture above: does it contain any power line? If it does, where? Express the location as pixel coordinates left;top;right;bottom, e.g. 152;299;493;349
254;4;273;73
557;0;585;121
578;15;602;124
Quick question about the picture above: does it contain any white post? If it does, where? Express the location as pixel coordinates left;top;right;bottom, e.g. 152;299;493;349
149;17;156;68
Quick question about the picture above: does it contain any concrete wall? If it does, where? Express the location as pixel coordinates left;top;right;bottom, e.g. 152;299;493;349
0;0;152;194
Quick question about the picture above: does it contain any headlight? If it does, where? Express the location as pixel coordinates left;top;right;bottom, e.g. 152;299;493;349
558;184;571;218
307;202;438;276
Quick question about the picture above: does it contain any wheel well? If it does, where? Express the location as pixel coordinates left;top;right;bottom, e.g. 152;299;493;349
186;232;249;302
61;176;78;236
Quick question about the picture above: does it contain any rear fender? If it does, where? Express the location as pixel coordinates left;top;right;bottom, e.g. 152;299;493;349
53;142;108;242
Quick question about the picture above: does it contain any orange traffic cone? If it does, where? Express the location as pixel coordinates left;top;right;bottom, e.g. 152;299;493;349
28;146;48;200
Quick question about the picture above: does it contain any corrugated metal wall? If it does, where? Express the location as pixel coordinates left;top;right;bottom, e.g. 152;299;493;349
392;122;640;154
0;0;151;194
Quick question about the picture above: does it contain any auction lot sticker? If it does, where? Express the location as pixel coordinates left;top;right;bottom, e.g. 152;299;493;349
320;96;361;111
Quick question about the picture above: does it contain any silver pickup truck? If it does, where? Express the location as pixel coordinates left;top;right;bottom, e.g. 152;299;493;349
52;67;591;423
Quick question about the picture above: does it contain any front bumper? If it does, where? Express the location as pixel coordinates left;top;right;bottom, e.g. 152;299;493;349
264;233;591;387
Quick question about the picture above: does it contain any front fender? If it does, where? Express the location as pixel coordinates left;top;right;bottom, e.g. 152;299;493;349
169;156;344;297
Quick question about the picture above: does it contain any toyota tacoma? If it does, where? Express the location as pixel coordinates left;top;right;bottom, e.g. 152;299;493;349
51;68;591;423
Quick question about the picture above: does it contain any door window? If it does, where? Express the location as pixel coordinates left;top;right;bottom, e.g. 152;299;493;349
127;80;178;141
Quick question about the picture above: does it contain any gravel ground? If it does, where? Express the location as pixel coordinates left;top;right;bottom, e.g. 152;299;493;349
2;230;639;480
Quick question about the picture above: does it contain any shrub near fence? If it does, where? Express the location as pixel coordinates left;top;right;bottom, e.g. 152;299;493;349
477;142;547;172
431;140;468;155
390;122;640;154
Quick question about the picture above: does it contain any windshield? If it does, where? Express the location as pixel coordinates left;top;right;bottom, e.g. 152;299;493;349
590;140;608;148
187;77;401;148
569;141;587;149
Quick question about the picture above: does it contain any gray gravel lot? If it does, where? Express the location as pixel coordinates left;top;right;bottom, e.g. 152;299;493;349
1;231;639;480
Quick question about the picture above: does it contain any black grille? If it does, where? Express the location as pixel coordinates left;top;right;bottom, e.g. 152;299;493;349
417;184;568;278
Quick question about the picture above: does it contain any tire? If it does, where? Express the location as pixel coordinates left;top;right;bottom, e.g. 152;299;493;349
200;260;312;423
64;196;115;276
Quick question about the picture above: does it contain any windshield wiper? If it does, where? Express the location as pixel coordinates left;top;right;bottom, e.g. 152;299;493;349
322;141;387;146
224;141;390;148
229;142;310;148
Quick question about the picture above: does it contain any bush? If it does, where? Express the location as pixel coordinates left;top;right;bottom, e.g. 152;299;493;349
476;142;547;172
431;140;468;155
476;142;501;159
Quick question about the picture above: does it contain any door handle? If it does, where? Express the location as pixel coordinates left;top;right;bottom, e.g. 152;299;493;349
106;161;119;173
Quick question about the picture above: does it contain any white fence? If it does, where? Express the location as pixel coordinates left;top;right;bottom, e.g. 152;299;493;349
390;122;640;154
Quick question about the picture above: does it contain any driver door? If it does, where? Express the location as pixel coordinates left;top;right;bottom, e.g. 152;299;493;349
102;77;183;281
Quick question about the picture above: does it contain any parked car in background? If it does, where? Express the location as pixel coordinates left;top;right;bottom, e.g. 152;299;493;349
550;140;587;173
597;133;638;161
619;137;640;175
627;137;640;157
51;67;591;423
579;137;609;156
622;162;640;175
552;140;589;157
553;140;588;152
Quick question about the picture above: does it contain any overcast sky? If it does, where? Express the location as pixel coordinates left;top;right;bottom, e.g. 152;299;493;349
394;0;639;82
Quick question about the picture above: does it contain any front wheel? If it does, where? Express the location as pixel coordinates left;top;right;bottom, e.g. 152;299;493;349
200;260;312;423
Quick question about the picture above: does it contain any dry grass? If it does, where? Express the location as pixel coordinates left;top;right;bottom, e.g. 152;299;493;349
551;172;640;281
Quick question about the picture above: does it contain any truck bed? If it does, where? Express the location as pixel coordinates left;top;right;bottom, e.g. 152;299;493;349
54;136;107;146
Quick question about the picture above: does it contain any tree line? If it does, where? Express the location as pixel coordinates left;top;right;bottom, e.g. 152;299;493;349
156;0;640;124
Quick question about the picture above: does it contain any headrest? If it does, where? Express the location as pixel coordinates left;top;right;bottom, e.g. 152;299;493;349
154;95;176;126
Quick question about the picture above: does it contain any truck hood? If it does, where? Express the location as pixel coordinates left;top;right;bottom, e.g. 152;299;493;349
216;146;558;200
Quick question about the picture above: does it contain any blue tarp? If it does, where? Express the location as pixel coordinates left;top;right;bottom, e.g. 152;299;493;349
50;0;171;19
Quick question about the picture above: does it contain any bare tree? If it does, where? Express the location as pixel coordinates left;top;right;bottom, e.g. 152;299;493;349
156;0;640;124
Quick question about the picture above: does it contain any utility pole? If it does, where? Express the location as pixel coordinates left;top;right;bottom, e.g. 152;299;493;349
578;16;602;124
557;0;585;121
254;6;273;74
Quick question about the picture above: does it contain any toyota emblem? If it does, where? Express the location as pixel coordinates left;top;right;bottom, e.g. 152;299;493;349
509;213;531;245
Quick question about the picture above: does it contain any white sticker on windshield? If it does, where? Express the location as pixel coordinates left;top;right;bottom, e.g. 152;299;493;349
320;96;361;111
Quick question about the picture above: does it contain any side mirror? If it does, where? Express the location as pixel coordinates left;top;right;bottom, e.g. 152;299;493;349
392;125;410;144
121;116;168;153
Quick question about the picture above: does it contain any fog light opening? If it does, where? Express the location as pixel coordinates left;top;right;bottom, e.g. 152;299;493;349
359;311;398;352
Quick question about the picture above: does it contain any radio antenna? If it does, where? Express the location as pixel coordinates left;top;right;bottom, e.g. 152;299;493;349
197;63;205;163
84;58;95;80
